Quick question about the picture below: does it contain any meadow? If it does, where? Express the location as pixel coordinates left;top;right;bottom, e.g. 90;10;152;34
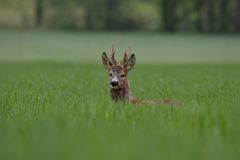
0;29;240;160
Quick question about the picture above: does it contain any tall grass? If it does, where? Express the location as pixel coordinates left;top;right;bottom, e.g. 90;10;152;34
0;30;240;160
0;62;239;160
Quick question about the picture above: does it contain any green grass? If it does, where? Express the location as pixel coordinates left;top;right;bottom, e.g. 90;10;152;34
0;30;240;160
0;29;240;63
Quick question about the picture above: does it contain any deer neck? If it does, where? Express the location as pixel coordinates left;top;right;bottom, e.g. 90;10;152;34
110;80;131;102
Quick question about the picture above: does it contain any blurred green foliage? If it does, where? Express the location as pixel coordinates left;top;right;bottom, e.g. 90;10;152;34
0;29;240;63
0;0;239;33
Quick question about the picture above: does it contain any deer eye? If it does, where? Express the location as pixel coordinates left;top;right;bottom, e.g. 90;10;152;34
109;73;112;77
120;74;125;77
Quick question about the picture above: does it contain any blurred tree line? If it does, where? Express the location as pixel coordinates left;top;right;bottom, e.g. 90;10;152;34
0;0;239;33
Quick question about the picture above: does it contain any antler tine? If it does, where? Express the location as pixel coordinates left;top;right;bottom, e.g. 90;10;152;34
120;45;132;66
112;45;116;54
126;45;132;60
127;45;131;55
110;45;117;65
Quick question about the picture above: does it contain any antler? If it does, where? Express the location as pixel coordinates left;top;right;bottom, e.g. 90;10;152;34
110;45;117;65
120;45;131;66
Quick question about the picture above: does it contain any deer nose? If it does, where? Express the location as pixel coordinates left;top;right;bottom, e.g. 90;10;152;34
111;81;118;87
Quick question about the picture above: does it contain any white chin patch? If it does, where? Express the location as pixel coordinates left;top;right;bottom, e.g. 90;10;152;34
110;85;119;89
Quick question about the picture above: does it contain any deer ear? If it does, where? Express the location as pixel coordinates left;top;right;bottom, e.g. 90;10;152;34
124;54;136;71
102;52;113;70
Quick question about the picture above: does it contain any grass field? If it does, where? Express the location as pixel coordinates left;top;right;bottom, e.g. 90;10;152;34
0;29;240;160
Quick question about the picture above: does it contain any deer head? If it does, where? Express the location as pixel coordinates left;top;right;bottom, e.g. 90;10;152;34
102;46;136;91
101;46;178;105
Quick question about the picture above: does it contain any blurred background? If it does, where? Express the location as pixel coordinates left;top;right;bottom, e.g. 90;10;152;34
0;0;240;64
0;0;239;33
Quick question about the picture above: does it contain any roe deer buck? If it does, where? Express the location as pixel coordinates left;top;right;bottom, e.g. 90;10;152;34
102;46;175;105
